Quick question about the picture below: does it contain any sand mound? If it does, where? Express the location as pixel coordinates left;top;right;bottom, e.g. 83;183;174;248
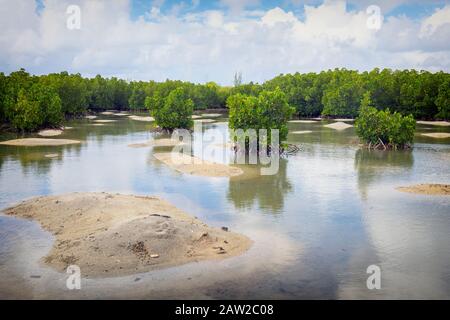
324;122;353;130
194;119;216;123
0;138;81;147
334;118;355;122
100;112;114;115
191;115;202;119
38;129;63;137
3;193;251;277
128;138;185;148
291;130;313;134
85;115;97;120
288;120;317;123
44;153;60;158
129;115;155;122
113;113;128;116
91;124;105;126
397;184;450;195
154;153;243;177
94;120;117;123
201;113;222;117
417;121;450;127
421;133;450;139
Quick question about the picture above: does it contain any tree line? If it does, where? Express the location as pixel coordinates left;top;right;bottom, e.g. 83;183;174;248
0;68;448;131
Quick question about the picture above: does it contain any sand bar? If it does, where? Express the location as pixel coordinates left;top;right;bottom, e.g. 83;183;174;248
421;133;450;139
417;121;450;127
94;119;117;123
44;153;60;158
154;152;243;177
191;115;202;119
100;111;114;115
129;115;155;122
201;113;222;117
3;193;251;277
397;184;450;195
324;122;353;130
85;115;97;120
291;130;313;134
38;129;63;137
194;119;216;123
288;120;317;123
0;138;81;147
128;138;185;148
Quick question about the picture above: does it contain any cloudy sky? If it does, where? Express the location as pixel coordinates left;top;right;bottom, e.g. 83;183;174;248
1;0;449;85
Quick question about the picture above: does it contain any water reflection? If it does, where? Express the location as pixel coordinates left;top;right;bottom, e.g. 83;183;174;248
227;159;292;214
354;149;414;199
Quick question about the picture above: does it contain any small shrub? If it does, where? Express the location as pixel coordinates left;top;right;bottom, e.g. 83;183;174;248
145;87;194;130
228;87;294;147
355;93;415;149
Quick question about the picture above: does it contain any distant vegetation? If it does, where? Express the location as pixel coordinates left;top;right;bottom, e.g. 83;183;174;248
0;68;448;132
355;93;416;150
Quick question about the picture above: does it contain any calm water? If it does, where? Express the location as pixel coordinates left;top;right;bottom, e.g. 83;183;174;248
0;115;449;299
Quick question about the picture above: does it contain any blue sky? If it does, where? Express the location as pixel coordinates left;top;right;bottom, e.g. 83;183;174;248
5;0;450;84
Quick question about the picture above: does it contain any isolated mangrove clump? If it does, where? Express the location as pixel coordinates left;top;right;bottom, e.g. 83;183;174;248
145;86;194;130
227;87;295;150
355;93;416;150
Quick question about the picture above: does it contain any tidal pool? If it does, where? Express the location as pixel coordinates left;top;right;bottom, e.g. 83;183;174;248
0;115;449;299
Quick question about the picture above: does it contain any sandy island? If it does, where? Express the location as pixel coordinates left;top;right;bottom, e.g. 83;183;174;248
288;120;317;123
38;129;63;137
0;138;81;147
194;119;216;123
417;121;450;127
397;184;450;195
421;132;450;139
94;119;117;123
324;122;353;130
85;115;97;120
3;193;252;278
129;115;155;122
128;138;185;148
154;152;243;177
291;130;313;134
201;113;222;117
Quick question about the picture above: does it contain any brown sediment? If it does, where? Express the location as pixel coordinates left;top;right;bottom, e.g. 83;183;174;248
396;184;450;195
153;152;243;177
3;193;252;278
0;138;81;147
324;122;353;130
421;133;450;139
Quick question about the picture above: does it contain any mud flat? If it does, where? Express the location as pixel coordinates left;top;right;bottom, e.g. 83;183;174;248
417;121;450;127
397;184;450;195
128;138;185;148
129;115;155;122
153;152;243;177
0;138;81;147
324;122;353;130
38;129;63;137
3;193;252;278
94;120;117;123
288;120;317;123
421;132;450;139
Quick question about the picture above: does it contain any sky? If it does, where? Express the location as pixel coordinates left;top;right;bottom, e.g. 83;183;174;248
0;0;449;85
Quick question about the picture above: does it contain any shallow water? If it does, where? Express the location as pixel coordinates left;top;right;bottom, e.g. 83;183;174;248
0;115;449;299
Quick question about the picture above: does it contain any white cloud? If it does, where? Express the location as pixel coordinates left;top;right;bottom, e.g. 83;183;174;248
0;0;448;84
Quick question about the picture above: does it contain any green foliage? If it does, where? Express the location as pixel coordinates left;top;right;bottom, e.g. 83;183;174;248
355;94;415;149
435;76;450;120
146;87;194;130
228;87;294;145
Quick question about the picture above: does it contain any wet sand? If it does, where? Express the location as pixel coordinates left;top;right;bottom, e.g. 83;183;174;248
397;184;450;195
421;133;450;139
153;152;243;177
38;129;63;137
417;121;450;127
0;138;81;147
3;193;252;278
324;122;353;130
